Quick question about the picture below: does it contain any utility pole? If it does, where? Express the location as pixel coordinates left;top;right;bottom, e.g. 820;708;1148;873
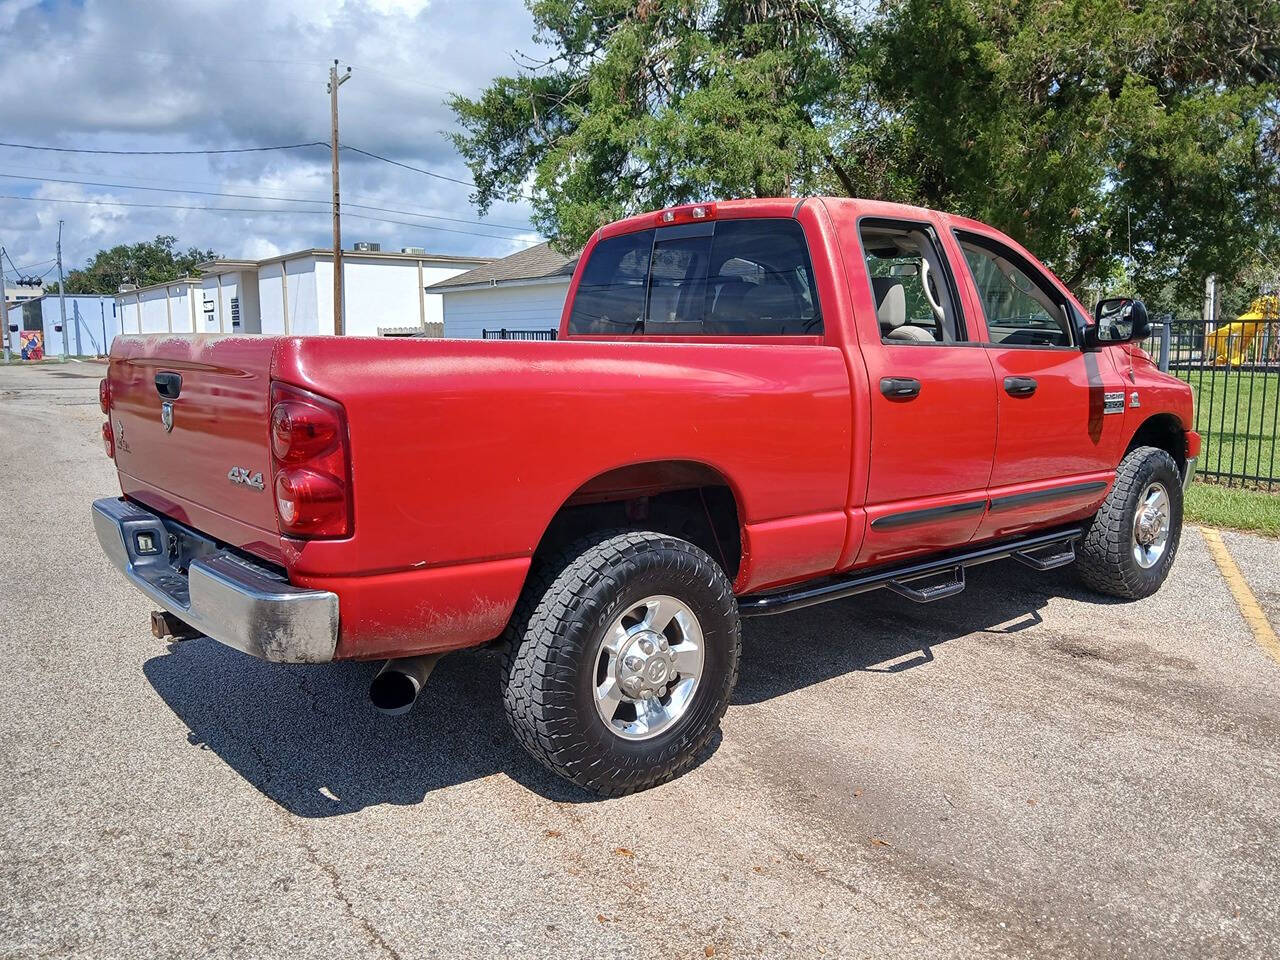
56;220;69;362
329;60;352;337
0;245;10;364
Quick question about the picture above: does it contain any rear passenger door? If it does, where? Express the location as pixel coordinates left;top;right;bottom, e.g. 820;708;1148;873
852;218;999;567
953;231;1127;539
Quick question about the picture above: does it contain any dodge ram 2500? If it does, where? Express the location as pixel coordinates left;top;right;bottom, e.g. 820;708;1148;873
93;197;1198;795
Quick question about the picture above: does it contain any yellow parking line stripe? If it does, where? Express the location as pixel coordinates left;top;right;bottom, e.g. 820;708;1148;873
1200;526;1280;665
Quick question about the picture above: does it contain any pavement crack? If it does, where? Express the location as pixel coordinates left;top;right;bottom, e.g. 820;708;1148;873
283;813;404;960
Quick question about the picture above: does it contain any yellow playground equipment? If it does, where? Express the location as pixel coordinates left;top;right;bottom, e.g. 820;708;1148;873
1207;295;1279;366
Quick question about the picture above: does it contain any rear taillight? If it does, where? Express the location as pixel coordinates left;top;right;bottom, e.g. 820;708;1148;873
102;420;114;459
269;383;351;538
99;378;111;414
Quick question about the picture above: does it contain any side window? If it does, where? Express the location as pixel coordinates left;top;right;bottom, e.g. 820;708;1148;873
958;236;1072;347
566;219;822;337
859;222;965;343
567;229;654;335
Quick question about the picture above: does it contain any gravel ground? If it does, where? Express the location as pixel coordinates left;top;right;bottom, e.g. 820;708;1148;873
2;361;1278;960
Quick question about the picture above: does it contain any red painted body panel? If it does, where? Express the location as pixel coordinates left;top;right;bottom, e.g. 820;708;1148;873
104;197;1195;660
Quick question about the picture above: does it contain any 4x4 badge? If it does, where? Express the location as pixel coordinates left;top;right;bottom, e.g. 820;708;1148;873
227;466;265;491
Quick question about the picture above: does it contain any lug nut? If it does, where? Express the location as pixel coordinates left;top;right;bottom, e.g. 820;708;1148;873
624;655;643;671
639;639;654;655
658;637;669;651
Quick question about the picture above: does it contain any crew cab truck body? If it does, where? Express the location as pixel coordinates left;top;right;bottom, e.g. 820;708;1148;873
94;197;1197;794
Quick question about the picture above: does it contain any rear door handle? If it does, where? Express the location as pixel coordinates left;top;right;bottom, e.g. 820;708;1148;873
880;377;922;399
1004;376;1037;397
154;372;182;399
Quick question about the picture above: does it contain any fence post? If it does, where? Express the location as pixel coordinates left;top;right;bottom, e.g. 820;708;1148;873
1158;316;1171;373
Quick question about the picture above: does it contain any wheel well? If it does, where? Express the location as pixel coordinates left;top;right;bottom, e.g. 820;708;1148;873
1126;413;1186;471
533;462;743;581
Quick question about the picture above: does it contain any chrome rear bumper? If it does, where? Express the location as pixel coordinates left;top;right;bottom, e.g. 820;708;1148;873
92;497;338;663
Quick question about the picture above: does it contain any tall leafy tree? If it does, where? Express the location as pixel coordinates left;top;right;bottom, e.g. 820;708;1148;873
451;0;1279;302
47;235;219;295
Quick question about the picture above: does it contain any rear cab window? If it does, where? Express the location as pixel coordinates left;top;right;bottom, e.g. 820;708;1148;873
567;218;822;337
858;220;967;344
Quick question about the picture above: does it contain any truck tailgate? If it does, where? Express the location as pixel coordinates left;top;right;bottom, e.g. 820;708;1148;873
108;335;282;561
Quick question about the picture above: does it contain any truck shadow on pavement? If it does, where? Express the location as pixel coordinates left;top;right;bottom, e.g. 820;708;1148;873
732;561;1119;704
143;561;1116;815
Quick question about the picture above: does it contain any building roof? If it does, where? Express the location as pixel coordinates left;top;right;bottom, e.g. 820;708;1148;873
115;277;202;297
196;248;493;275
427;242;578;292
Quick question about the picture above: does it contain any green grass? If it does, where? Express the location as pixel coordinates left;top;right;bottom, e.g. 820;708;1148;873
1185;481;1280;537
1175;369;1279;482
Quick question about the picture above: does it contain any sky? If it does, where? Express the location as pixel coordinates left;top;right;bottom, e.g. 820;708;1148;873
0;0;546;280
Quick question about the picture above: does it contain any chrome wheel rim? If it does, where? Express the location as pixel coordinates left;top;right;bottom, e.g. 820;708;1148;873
592;595;704;741
1132;481;1171;569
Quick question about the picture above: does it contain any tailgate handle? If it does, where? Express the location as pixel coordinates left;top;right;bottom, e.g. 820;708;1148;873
154;372;182;399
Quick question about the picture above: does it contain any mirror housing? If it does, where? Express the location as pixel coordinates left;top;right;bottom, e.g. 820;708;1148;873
1086;297;1150;347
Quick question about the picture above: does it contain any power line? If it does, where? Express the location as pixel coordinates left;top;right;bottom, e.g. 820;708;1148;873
0;163;535;230
0;172;534;232
0;193;539;244
341;144;476;187
0;140;327;156
2;255;56;274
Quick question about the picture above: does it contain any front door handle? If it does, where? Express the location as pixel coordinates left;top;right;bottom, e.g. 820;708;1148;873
880;376;922;399
1004;376;1037;397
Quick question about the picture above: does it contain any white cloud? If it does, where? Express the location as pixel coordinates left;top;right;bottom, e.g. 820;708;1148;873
2;0;547;273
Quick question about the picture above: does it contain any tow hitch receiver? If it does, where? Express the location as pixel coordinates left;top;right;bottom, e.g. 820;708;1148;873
150;610;202;641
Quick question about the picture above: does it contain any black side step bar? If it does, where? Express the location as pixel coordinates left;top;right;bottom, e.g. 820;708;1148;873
1011;540;1077;571
739;525;1085;618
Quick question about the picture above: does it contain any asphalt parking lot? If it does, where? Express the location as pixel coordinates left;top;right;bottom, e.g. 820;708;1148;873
2;361;1279;960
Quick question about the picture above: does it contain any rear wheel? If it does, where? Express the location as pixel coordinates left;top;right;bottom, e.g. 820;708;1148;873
1076;445;1183;599
502;531;740;796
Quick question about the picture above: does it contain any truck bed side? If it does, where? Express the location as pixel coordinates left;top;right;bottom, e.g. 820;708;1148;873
270;336;852;658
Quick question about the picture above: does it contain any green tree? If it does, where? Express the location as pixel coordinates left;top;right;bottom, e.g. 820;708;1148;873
450;0;1279;303
46;235;219;295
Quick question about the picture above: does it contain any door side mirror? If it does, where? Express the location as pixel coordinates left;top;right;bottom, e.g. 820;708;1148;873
1087;297;1150;346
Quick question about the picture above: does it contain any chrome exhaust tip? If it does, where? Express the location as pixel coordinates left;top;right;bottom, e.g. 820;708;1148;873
368;653;443;716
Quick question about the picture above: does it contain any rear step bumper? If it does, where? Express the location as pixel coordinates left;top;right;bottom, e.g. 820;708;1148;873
92;497;338;663
739;525;1085;618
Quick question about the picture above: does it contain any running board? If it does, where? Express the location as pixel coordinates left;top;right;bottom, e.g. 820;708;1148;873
739;525;1084;618
1011;541;1077;571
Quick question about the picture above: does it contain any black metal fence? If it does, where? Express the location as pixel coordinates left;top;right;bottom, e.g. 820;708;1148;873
1141;317;1280;490
482;328;557;341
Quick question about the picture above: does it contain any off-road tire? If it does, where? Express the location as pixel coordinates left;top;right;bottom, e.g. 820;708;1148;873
1076;445;1183;599
501;530;740;796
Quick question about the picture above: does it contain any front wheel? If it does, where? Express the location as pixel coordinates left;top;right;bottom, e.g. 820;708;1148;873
1076;445;1183;599
502;531;740;796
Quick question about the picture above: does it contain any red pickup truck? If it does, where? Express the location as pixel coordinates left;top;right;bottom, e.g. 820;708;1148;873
94;197;1198;795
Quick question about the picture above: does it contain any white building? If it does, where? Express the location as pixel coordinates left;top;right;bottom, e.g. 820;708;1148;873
428;242;578;339
6;293;118;357
206;248;490;338
115;279;203;335
4;281;44;312
197;260;262;334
